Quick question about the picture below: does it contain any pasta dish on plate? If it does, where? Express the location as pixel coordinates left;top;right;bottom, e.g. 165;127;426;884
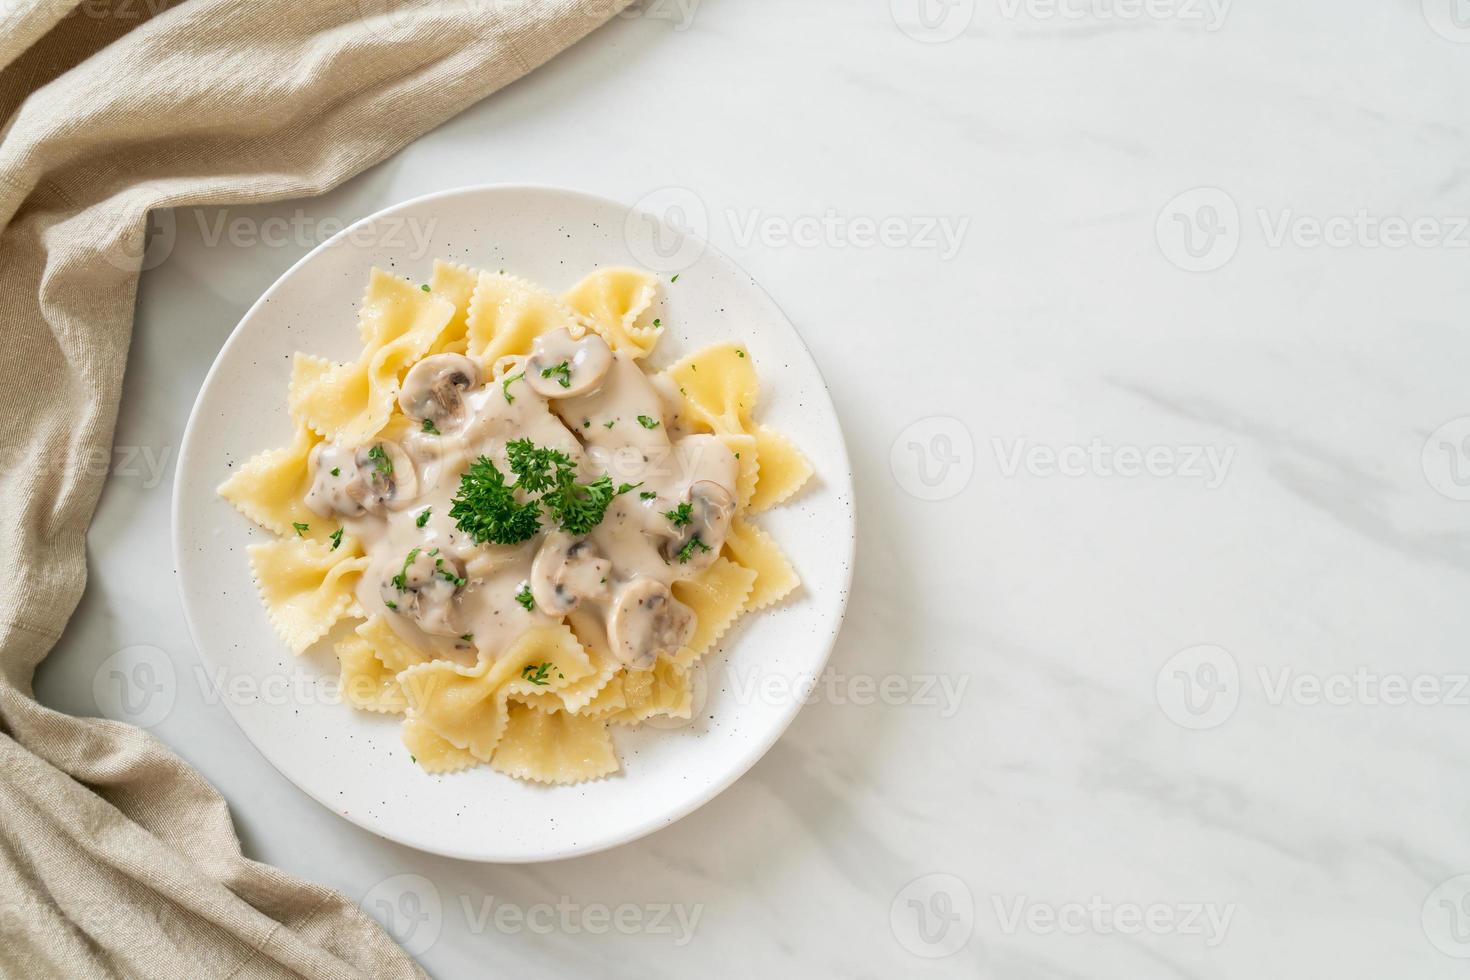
218;262;810;783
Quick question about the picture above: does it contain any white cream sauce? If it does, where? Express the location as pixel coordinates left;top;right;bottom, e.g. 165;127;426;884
305;329;737;670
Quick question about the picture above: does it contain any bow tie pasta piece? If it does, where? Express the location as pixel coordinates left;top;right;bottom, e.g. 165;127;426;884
399;625;594;763
723;518;800;612
218;421;322;537
425;259;480;356
562;267;661;359
466;272;582;364
490;703;619;784
515;607;621;716
659;342;759;435
670;556;756;668
336;631;409;715
356;614;432;672
356;266;457;350
247;535;369;655
292;271;455;443
401;718;482;774
715;431;759;512
606;657;695;726
748;425;812;512
571;671;630;720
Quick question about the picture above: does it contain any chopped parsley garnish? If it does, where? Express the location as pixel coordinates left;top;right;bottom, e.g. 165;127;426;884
652;318;661;328
545;473;616;536
330;467;340;477
540;361;572;389
452;439;626;543
521;662;553;685
415;508;431;528
460;633;474;642
737;350;745;358
291;521;309;536
604;419;616;429
420;283;431;292
438;566;466;588
502;371;524;404
422;418;439;434
391;548;420;591
640;490;657;501
637;415;660;429
366;443;392;477
504;439;569;493
670;273;680;282
449;456;541;545
385;600;398;610
617;481;643;495
515;584;535;611
664;502;692;527
328;528;344;550
676;535;711;563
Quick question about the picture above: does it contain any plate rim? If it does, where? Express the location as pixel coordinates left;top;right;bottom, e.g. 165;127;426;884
170;182;856;862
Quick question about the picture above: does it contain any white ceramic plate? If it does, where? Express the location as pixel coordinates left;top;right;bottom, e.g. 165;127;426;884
173;185;854;862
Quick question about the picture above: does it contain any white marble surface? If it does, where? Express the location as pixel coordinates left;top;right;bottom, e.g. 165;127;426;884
33;0;1470;975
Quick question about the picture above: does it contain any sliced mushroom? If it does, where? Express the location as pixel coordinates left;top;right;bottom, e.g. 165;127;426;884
398;353;481;429
380;547;466;637
305;443;365;517
661;480;735;571
524;327;612;398
355;440;418;511
607;578;695;670
305;440;416;516
530;532;611;615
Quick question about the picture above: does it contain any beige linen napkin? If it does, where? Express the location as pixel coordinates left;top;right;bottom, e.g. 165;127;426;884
0;0;628;975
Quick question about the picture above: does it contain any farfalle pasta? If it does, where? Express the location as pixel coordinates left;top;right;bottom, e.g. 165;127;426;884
220;263;810;784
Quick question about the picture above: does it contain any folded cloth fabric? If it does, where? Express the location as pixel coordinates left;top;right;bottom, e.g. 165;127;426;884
0;1;628;975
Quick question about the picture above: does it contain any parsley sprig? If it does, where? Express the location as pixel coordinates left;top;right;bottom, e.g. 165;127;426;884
391;548;420;591
450;439;631;544
521;662;554;685
366;443;392;477
540;361;572;389
448;456;542;545
676;535;711;564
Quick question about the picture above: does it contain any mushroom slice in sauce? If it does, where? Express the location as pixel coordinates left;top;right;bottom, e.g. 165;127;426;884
661;480;735;572
530;532;611;615
306;440;417;517
357;440;418;511
398;353;481;429
380;547;466;637
524;328;613;398
607;578;695;670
